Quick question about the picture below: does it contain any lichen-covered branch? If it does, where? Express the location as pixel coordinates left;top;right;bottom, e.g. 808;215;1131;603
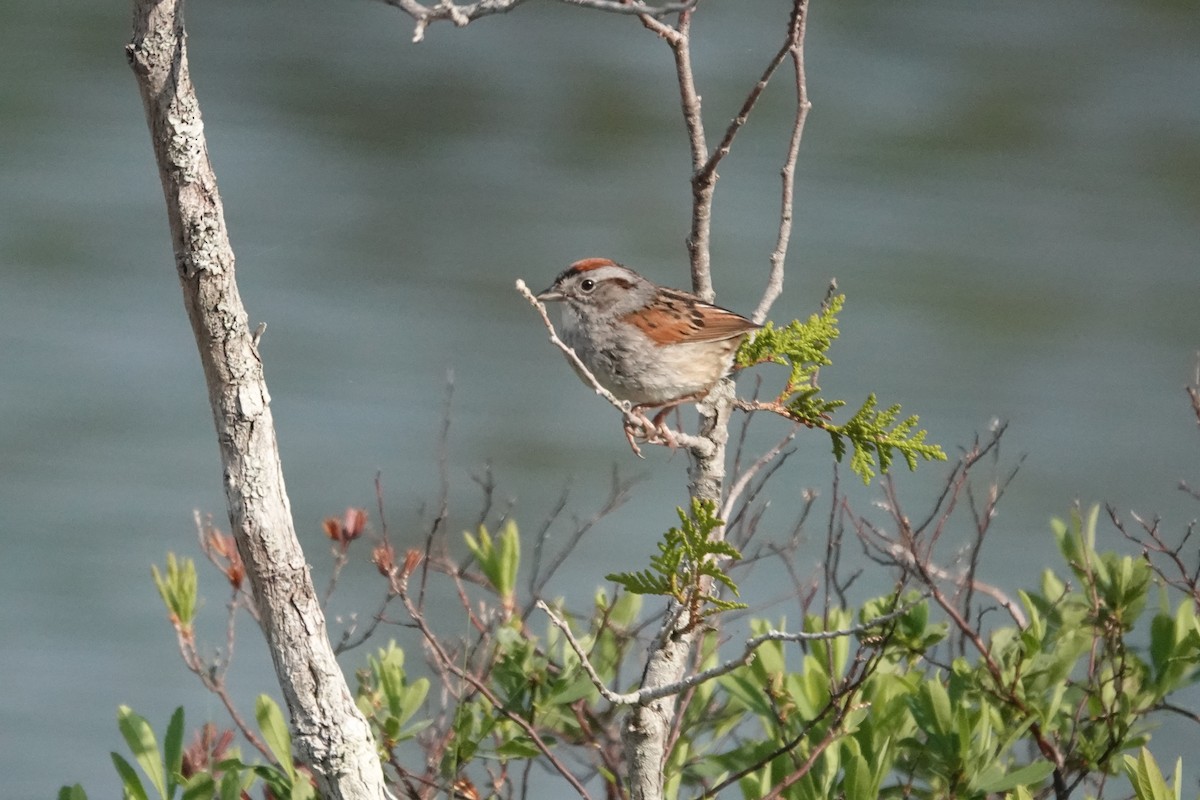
385;0;697;43
126;1;385;796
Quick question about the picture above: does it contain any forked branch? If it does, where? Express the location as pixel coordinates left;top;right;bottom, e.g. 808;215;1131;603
127;0;386;795
385;0;698;43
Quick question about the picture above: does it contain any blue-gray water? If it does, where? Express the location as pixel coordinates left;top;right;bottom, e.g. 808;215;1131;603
3;0;1198;794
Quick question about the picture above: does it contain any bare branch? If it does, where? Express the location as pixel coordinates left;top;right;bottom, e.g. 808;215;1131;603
1189;353;1200;426
528;482;573;599
560;0;696;15
661;13;712;297
334;476;402;654
531;468;639;598
418;373;454;609
1155;701;1200;726
384;0;526;43
825;478;862;610
755;0;811;323
720;426;800;522
538;596;923;706
1109;505;1200;604
174;625;275;763
385;0;696;43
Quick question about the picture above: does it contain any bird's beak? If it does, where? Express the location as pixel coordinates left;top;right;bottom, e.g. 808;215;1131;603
536;286;563;302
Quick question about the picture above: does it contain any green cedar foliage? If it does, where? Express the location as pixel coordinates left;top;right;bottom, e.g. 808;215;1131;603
606;499;747;629
736;294;946;484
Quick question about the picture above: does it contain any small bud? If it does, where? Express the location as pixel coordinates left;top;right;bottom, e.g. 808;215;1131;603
226;559;245;591
181;723;234;778
452;777;480;800
208;532;244;590
372;540;396;577
401;548;422;579
206;529;231;558
324;507;369;546
342;507;367;540
322;517;341;541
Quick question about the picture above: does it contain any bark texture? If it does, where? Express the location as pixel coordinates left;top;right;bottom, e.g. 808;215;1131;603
621;382;736;800
127;2;386;796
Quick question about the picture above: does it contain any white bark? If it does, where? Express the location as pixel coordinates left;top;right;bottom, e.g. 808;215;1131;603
622;626;693;800
620;382;737;800
126;2;386;796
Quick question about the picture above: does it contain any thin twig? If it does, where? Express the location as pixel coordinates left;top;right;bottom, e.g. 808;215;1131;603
336;475;403;655
516;279;714;458
847;501;1067;785
528;482;572;599
721;426;800;522
418;373;454;609
538;596;924;706
729;375;763;483
175;626;274;762
755;0;811;323
532;468;639;598
560;0;696;14
386;0;696;43
398;583;591;798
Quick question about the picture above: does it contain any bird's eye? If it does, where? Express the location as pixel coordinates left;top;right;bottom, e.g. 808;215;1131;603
579;278;596;292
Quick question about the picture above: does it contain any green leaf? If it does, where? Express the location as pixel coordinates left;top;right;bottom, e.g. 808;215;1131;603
399;677;430;727
254;695;295;781
718;672;775;718
973;759;1056;793
494;737;544;759
824;395;946;484
180;774;216;800
291;774;318;800
607;589;641;627
922;679;953;736
992;713;1038;758
842;743;877;800
736;298;841;379
1123;747;1178;800
57;785;89;800
110;752;149;800
1150;611;1176;685
543;672;596;706
209;759;256;800
163;707;185;797
606;568;672;597
750;620;786;676
116;706;165;799
150;554;197;630
464;520;521;609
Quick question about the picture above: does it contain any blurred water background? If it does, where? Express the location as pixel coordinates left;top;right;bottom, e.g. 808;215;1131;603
2;0;1198;794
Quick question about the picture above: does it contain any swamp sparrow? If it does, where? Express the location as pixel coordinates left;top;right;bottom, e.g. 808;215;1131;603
537;258;760;450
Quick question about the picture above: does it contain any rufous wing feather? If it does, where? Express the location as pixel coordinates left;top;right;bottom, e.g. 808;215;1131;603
624;290;759;345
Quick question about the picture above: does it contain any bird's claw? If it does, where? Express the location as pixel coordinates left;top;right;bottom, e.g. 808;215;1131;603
623;411;678;457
